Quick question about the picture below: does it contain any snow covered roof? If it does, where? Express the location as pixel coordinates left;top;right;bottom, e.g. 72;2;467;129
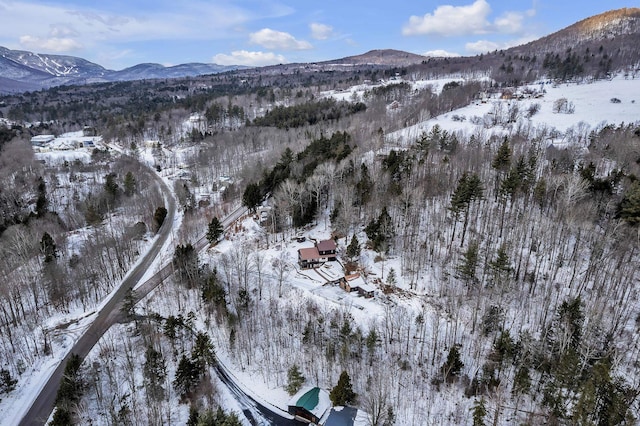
30;134;55;143
288;386;331;419
321;406;369;426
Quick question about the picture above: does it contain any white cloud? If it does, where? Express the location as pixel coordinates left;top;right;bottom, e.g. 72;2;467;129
249;28;312;50
403;0;537;37
0;1;265;54
403;0;492;37
423;49;461;58
465;40;502;54
465;35;537;54
212;50;286;66
310;23;333;40
494;11;525;34
19;35;83;52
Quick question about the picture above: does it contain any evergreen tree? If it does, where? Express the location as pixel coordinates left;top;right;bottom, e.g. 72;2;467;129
355;163;373;206
123;171;136;197
152;206;167;232
49;407;72;426
619;180;640;225
457;240;479;286
330;371;357;406
192;331;216;368
492;137;512;198
201;268;226;308
173;355;200;399
104;172;119;202
449;172;484;246
286;364;305;395
471;398;487;426
35;176;48;217
441;344;464;382
346;234;361;261
489;244;512;287
512;365;531;395
0;369;17;395
55;353;84;411
242;182;262;213
187;405;199;426
40;232;58;263
365;207;394;253
173;243;199;288
143;345;166;401
206;217;224;244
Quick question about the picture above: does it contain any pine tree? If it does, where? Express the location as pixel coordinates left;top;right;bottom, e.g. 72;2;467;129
492;137;512;199
40;232;58;263
457;240;479;286
330;371;357;406
192;331;215;368
471;398;487;426
619;181;640;225
123;171;136;197
346;234;361;260
441;344;464;382
355;163;373;206
143;345;166;401
242;182;262;213
206;217;224;244
104;172;119;202
0;369;17;395
173;355;200;399
286;364;305;395
489;244;512;287
35;176;48;217
152;206;167;232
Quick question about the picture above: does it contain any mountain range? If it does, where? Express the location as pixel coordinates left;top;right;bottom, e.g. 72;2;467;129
0;46;246;94
1;8;639;94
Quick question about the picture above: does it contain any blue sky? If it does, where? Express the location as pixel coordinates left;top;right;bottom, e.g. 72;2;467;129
0;0;633;69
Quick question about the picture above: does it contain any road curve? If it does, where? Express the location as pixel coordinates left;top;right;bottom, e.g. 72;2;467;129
19;170;177;426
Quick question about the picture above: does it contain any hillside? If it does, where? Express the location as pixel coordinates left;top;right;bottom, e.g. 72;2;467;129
1;7;640;426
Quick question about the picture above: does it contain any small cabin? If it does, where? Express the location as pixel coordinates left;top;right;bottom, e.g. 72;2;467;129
288;387;331;424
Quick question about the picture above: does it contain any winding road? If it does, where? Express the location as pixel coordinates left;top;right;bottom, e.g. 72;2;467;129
18;169;178;426
18;159;296;425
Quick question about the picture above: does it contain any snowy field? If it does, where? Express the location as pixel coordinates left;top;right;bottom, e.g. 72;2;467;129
387;76;640;146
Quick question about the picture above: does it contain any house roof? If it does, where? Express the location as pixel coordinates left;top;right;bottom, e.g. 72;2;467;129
321;406;369;426
299;247;320;261
317;239;337;252
288;386;331;419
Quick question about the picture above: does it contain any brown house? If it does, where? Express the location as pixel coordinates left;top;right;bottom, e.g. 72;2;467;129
316;239;337;260
298;239;337;269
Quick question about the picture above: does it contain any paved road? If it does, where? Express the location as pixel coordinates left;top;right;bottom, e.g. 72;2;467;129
19;172;177;426
215;364;303;426
18;201;249;425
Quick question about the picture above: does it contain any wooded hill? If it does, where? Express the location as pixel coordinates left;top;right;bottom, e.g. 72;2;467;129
1;7;640;426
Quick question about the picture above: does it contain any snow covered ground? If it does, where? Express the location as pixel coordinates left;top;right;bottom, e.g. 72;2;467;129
5;74;640;425
387;76;640;147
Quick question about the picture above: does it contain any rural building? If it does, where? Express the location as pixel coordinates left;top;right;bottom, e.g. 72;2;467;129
287;386;331;424
298;247;321;269
341;273;375;298
30;135;55;147
320;406;369;426
316;239;337;260
298;239;337;269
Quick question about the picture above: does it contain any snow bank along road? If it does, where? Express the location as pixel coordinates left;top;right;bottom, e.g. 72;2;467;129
18;171;178;426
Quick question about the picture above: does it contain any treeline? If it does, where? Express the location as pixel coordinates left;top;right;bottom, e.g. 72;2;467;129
252;98;366;129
